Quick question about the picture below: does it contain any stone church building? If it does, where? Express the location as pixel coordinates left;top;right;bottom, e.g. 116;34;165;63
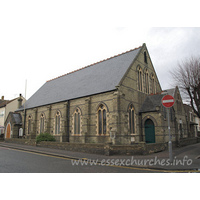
5;43;188;145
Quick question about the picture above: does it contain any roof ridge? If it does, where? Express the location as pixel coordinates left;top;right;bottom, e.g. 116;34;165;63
46;46;142;82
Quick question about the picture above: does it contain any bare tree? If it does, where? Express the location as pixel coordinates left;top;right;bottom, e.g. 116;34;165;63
170;56;200;118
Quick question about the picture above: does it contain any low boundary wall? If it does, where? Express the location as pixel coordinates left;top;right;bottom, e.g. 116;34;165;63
37;141;105;155
4;137;200;156
0;134;4;141
177;137;200;147
5;138;36;146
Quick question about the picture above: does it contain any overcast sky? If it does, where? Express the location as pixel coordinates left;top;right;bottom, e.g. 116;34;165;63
1;0;199;193
1;1;199;100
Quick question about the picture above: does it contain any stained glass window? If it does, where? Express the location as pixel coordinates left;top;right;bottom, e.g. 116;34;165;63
145;71;149;94
138;67;143;91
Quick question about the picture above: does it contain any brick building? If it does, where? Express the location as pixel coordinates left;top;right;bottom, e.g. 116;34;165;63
6;43;189;144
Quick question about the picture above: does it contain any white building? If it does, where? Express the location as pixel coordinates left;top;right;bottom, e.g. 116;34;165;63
0;95;26;135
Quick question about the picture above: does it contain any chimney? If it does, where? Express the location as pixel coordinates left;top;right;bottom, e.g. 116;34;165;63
18;94;23;108
1;96;4;100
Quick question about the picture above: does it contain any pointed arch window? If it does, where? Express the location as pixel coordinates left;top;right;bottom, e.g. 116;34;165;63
128;105;135;134
97;104;107;135
151;74;156;94
40;113;45;133
55;111;60;135
28;115;32;135
138;67;143;91
145;70;149;94
74;108;81;135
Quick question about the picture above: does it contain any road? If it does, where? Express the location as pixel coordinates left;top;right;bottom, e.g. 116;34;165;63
0;146;163;173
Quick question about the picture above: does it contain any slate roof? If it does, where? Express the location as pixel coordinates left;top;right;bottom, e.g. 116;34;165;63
6;112;22;125
12;113;22;125
17;45;142;111
139;94;164;113
139;88;176;113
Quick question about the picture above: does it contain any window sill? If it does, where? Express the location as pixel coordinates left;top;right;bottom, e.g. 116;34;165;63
96;134;109;136
130;133;137;136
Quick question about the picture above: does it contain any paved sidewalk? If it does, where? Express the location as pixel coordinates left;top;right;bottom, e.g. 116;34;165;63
0;141;200;171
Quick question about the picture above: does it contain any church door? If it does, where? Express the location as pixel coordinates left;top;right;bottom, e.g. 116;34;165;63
6;123;11;138
145;119;155;143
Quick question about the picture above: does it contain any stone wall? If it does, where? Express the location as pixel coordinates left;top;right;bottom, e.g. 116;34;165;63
110;142;167;155
5;138;36;146
37;141;105;155
178;137;200;147
0;134;4;141
4;138;200;155
145;143;167;154
119;45;162;145
110;144;144;155
4;138;167;155
198;132;200;137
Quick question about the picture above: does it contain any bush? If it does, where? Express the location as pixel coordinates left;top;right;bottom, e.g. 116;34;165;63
36;133;56;143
